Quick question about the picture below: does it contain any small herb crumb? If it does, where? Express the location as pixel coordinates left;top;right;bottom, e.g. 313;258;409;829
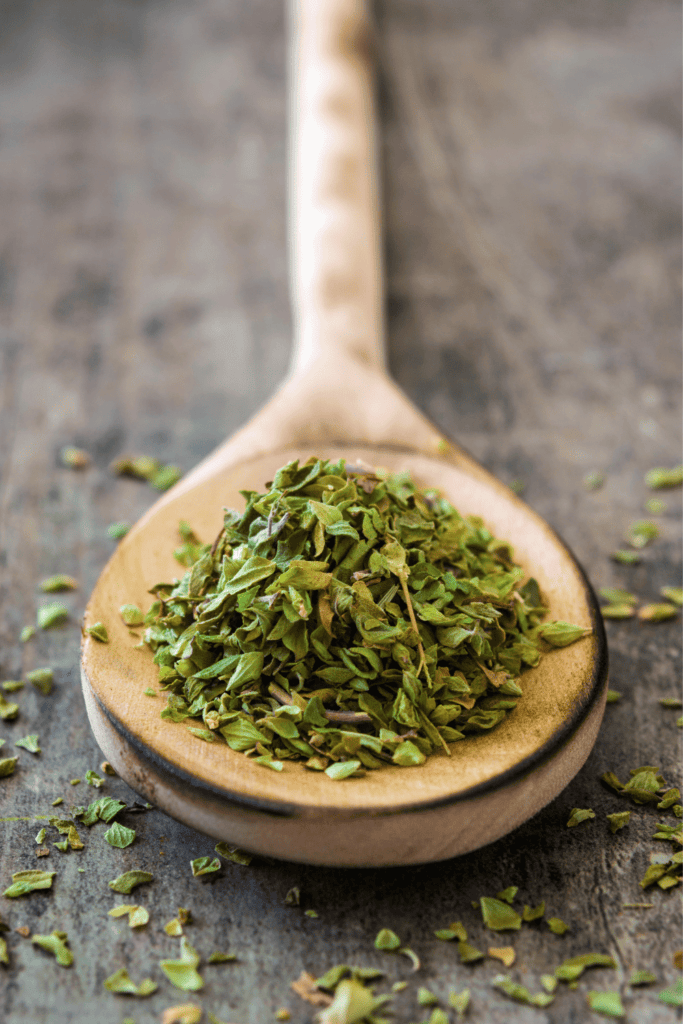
645;497;667;515
39;575;78;593
629;970;656;986
586;990;625;1018
51;798;63;806
60;446;90;469
37;603;69;630
0;757;19;778
607;812;630;833
143;688;156;697
15;736;40;755
0;697;19;721
606;690;622;703
611;549;641;565
417;987;439;1007
119;604;144;626
448;988;470;1017
567;807;595;828
103;967;158;996
108;871;153;895
104;823;136;849
190;856;221;878
107;522;131;540
644;465;683;489
275;1009;291;1022
547;917;570;935
19;626;35;643
638;603;678;622
27;668;54;695
214;843;252;866
488;946;515;967
2;681;24;693
31;930;73;967
85;622;109;642
161;1006;202;1024
627;520;659;548
661;586;683;606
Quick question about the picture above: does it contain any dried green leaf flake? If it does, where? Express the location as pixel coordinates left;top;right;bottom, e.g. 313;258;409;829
108;904;149;928
448;988;471;1016
19;626;36;643
206;950;236;963
160;937;204;991
317;976;390;1024
108;871;153;894
583;471;605;491
120;604;144;626
39;575;78;592
496;885;518;904
104;823;136;849
60;446;90;469
214;843;252;866
374;928;401;951
107;521;131;540
27;668;53;695
2;680;24;693
658;977;683;1007
522;901;545;922
3;870;55;898
567;807;596;827
586;991;625;1018
601;605;635;620
538;621;591;647
607;812;631;833
644;465;683;488
35;828;47;844
605;690;622;703
480;897;522;931
661;586;683;606
85;769;104;788
151;465;183;491
638;603;678;622
547;917;570;935
0;697;19;721
458;941;484;964
629;970;656;986
37;602;69;629
611;549;641;565
31;930;73;967
190;856;221;877
85;622;109;642
417;987;439;1006
0;757;18;777
555;953;616;982
104;967;158;996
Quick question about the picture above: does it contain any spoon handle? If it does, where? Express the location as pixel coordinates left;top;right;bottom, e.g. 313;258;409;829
289;0;385;373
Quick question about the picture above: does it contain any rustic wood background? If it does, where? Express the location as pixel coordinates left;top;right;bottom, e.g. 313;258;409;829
0;0;681;1022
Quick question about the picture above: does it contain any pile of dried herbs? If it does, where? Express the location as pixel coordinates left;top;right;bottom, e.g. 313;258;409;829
140;458;589;776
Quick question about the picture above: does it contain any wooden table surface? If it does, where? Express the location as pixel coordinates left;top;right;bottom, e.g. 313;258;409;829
0;1;681;1022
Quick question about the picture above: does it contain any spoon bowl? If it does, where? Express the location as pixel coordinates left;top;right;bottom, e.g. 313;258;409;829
81;0;607;865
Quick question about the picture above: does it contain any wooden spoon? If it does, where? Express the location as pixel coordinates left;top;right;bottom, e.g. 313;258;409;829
81;0;607;866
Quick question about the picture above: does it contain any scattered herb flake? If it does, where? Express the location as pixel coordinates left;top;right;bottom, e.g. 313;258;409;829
488;946;515;967
0;757;19;777
659;697;683;708
31;930;73;967
607;812;630;833
417;986;439;1006
85;769;104;788
108;871;153;894
108;904;149;928
317;977;389;1024
448;988;470;1017
161;1006;202;1024
37;603;69;629
374;928;401;951
214;843;252;866
611;549;641;565
38;575;78;593
27;668;53;695
104;823;136;849
629;970;656;986
601;605;635;620
605;690;622;703
2;681;24;693
658;977;683;1007
598;588;637;606
60;446;90;469
555;953;616;982
480;897;521;931
495;886;518;904
151;465;183;491
627;520;659;548
586;990;625;1018
284;887;301;906
85;622;109;642
547;917;570;935
160;936;204;991
120;604;144;626
583;471;604;491
644;465;683;488
190;856;221;878
206;950;236;964
35;828;46;844
522;902;545;922
103;967;158;996
638;603;678;622
458;941;484;964
20;626;36;643
0;697;19;721
661;586;683;606
645;497;667;515
107;522;131;540
3;870;55;898
567;807;596;827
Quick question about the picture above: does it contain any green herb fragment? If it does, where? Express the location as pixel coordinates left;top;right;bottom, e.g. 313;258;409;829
417;987;439;1006
138;459;589;774
317;976;390;1024
20;626;35;643
165;919;183;937
111;454;159;480
81;795;126;825
206;950;236;963
605;690;622;703
567;807;596;827
151;465;183;491
541;975;558;993
27;668;53;695
538;621;592;647
104;823;136;849
448;988;470;1017
601;771;624;793
555;953;616;982
644;465;683;488
629;970;656;986
31;930;73;967
658;977;683;1007
39;575;78;592
547;918;570;935
70;779;81;785
391;980;407;992
3;870;55;898
659;697;683;708
509;479;524;495
638;603;678;622
190;856;220;878
85;769;104;788
623;766;666;804
522;901;545;922
458;941;484;964
108;904;149;927
611;549;641;565
374;928;401;951
678;717;683;729
144;688;156;697
15;735;40;755
108;871;153;894
2;680;24;693
51;798;63;806
627;520;659;548
496;886;518;904
601;605;635;620
214;843;252;865
0;697;19;721
661;586;683;606
285;887;301;906
424;1011;449;1024
434;922;467;941
480;896;521;931
107;522;131;540
645;497;667;514
398;946;420;971
120;604;144;626
0;757;18;778
599;588;637;606
60;446;90;469
607;812;630;833
103;967;158;996
35;828;46;844
85;622;109;642
160;936;204;991
37;602;69;629
492;974;553;1007
53;840;69;852
658;788;680;810
586;991;625;1018
161;1007;202;1024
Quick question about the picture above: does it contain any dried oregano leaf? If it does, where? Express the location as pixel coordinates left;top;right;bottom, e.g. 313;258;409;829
458;941;484;964
586;990;625;1018
26;668;53;695
85;769;104;788
39;575;78;593
20;626;35;643
160;937;203;991
522;902;545;922
567;807;596;827
547;917;570;935
85;622;109;643
31;930;73;967
605;690;622;703
496;886;518;904
107;521;131;540
120;604;144;626
644;465;683;488
108;904;149;928
104;823;136;849
417;986;439;1006
611;549;640;565
60;446;90;469
638;603;678;622
448;989;470;1017
161;1006;202;1024
214;843;252;866
3;870;55;898
629;970;656;986
190;856;221;878
104;967;157;996
607;812;631;834
661;586;683;606
137;459;590;777
206;950;236;964
374;928;401;951
555;953;616;982
37;603;69;629
108;871;153;894
658;978;683;1007
14;736;40;754
492;974;553;1007
317;977;389;1024
480;897;522;931
627;520;659;548
0;757;18;777
598;588;637;606
488;946;515;967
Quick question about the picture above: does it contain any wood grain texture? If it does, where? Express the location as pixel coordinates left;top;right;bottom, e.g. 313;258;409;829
0;0;680;1020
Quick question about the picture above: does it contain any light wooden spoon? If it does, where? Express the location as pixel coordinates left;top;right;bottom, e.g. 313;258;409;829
81;0;607;866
